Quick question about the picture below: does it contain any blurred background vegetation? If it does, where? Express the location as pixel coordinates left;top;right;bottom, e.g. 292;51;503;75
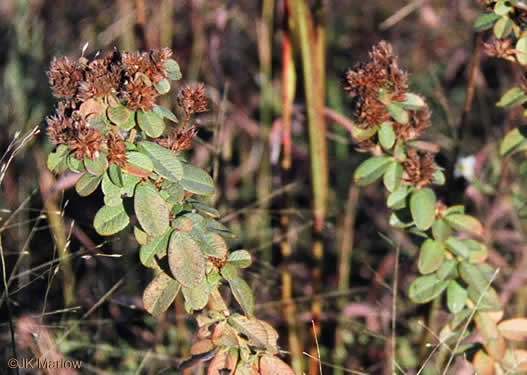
0;0;524;374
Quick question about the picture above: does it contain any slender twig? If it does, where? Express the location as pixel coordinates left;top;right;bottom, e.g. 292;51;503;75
0;233;20;375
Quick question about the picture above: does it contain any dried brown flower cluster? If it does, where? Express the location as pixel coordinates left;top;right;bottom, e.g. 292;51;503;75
403;149;437;189
177;83;209;118
157;127;198;155
393;105;431;141
345;41;409;129
484;39;516;61
46;100;103;160
46;48;204;163
346;41;438;188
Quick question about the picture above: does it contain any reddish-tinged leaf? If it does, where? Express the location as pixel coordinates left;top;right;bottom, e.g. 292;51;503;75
168;231;206;288
190;339;214;356
125;151;153;178
142;272;180;317
475;312;506;359
472;350;495;375
259;355;295;375
208;349;238;375
211;321;239;347
503;349;527;371
498;318;527;342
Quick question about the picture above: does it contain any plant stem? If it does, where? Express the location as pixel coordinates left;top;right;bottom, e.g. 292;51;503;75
257;0;275;263
333;186;359;375
280;2;303;372
290;1;328;373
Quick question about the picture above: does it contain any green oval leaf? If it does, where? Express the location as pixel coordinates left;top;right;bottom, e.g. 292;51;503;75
387;186;411;209
135;183;170;237
351;124;378;141
137;110;165;138
228;276;255;316
445;237;470;259
497;87;527;108
383;161;403;192
444;214;484;237
400;93;425;110
228;250;252;268
181;163;215;195
84;152;108;176
182;278;210;312
143;272;181;317
436;259;458;281
432;219;452;243
107;105;130;125
138;141;183;181
221;263;238;281
408;274;449;304
154;79;170;95
168;231;206;288
75;173;102;197
93;204;130;236
119;111;137;130
387;102;408;124
354;156;392;187
47;145;69;173
125;151;153;178
67;154;85;173
418;239;445;274
447;280;467;314
165;59;182;80
517;37;527;65
493;16;513;39
499;127;527;157
473;12;500;31
153;104;178;123
410;188;436;230
379;122;395;150
140;230;172;268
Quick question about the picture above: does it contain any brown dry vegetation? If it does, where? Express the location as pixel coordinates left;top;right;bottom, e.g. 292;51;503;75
0;1;525;374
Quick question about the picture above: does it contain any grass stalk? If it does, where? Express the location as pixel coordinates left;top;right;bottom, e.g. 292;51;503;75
333;186;359;375
256;0;275;262
290;1;328;373
280;2;303;372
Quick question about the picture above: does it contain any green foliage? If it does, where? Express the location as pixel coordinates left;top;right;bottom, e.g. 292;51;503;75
45;50;291;373
409;188;436;230
354;156;392;186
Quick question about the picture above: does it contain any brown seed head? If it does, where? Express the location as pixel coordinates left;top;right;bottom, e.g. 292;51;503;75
345;41;409;130
403;149;436;188
78;58;122;100
177;83;208;117
484;39;516;61
121;73;159;111
106;131;128;168
48;57;85;98
393;102;432;141
68;126;103;161
157;127;198;154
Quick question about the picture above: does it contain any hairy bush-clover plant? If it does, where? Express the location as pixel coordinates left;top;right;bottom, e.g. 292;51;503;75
348;41;527;373
45;48;295;374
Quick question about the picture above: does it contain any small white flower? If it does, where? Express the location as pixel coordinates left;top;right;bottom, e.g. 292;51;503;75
454;155;476;180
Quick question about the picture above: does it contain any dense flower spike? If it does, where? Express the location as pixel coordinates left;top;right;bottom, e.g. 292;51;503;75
78;57;122;101
48;56;84;98
348;41;439;189
345;40;408;130
157;127;198;155
403;149;436;188
177;83;209;117
45;48;199;167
